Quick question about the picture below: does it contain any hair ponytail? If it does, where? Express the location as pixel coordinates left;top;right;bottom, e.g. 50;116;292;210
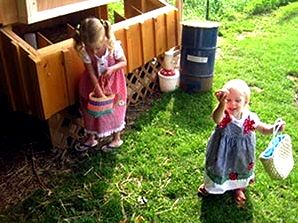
100;19;115;50
72;24;82;48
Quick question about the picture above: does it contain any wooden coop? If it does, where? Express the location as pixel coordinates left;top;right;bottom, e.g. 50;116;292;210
0;0;180;149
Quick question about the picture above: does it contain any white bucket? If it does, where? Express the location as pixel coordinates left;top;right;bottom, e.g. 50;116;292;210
158;69;180;92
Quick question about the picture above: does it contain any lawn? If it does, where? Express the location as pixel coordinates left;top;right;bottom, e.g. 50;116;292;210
1;2;298;223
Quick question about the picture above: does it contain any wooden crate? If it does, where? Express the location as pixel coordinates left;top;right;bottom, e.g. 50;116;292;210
0;0;178;120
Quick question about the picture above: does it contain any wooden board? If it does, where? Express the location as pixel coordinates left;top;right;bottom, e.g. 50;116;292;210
0;0;117;25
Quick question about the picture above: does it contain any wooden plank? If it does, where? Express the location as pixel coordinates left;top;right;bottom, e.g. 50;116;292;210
0;30;16;110
113;4;177;31
114;11;126;23
17;0;118;24
36;0;85;11
175;0;182;45
35;52;69;119
10;41;31;113
18;48;42;116
0;32;24;111
154;13;167;56
125;23;142;72
37;32;53;48
165;10;178;49
114;28;128;74
140;19;155;64
62;47;85;105
144;0;164;12
124;0;141;18
0;0;18;25
66;23;75;38
99;5;108;20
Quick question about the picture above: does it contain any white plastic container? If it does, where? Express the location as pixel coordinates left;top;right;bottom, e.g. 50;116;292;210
158;69;180;92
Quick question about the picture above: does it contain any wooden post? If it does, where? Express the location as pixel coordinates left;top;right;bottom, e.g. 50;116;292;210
175;0;182;46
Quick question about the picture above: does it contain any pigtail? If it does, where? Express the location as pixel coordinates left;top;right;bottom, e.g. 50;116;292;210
72;24;84;53
100;19;115;51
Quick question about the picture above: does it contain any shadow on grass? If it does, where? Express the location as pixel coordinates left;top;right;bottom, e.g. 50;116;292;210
2;148;128;222
134;88;214;133
170;89;214;133
199;190;254;223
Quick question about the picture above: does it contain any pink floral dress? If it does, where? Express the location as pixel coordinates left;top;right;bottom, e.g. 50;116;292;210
78;41;127;138
204;109;260;194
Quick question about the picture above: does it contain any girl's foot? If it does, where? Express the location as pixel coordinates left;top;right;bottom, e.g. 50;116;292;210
198;184;209;197
101;140;123;152
75;136;98;152
234;188;246;207
109;139;123;148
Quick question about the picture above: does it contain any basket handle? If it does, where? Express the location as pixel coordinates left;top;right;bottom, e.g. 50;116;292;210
272;118;284;137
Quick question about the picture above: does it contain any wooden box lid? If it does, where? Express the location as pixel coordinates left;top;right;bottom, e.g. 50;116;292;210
0;0;117;25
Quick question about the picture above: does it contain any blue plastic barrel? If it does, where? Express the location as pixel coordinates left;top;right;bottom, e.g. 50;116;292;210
180;21;219;92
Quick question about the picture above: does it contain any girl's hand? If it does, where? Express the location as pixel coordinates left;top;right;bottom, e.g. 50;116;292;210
276;120;286;132
93;84;104;98
103;67;113;76
215;89;229;103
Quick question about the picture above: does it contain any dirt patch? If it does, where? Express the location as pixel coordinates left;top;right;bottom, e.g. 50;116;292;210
0;92;162;211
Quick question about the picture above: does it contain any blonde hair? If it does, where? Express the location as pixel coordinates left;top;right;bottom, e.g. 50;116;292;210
223;79;251;104
74;17;115;52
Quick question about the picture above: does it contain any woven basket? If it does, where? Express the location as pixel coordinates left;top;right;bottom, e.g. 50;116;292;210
259;119;294;180
87;92;115;118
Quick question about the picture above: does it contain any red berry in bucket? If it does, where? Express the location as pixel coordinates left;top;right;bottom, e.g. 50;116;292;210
160;68;175;76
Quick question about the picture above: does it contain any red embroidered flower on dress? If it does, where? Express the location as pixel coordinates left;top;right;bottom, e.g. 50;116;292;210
243;116;255;134
229;171;238;180
219;111;232;128
247;162;254;171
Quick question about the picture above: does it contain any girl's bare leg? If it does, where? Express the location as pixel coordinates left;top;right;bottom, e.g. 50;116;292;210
109;131;122;147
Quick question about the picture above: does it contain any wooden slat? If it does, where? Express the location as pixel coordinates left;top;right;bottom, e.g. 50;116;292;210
165;10;178;49
99;5;108;20
154;13;167;56
0;0;18;25
114;28;128;74
17;0;118;24
10;41;31;113
124;0;142;18
125;23;142;72
140;19;155;64
37;32;53;48
66;23;75;38
114;11;126;23
0;30;16;110
35;52;69;119
144;0;164;12
18;48;42;116
175;0;182;45
62;46;85;105
36;0;85;11
27;55;45;118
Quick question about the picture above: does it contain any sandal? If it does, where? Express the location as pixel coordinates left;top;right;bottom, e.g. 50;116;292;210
75;140;98;152
101;140;123;152
234;188;246;207
197;184;209;197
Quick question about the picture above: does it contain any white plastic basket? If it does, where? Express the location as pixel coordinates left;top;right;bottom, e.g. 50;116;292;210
259;119;294;180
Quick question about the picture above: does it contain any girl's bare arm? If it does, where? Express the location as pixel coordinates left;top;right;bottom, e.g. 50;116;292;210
256;121;285;135
212;89;229;124
85;63;103;96
105;56;127;76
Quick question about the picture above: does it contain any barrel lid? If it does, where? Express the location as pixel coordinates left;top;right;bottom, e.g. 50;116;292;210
181;20;220;28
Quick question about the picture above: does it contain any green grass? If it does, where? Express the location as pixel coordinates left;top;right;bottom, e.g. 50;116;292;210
1;3;298;223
